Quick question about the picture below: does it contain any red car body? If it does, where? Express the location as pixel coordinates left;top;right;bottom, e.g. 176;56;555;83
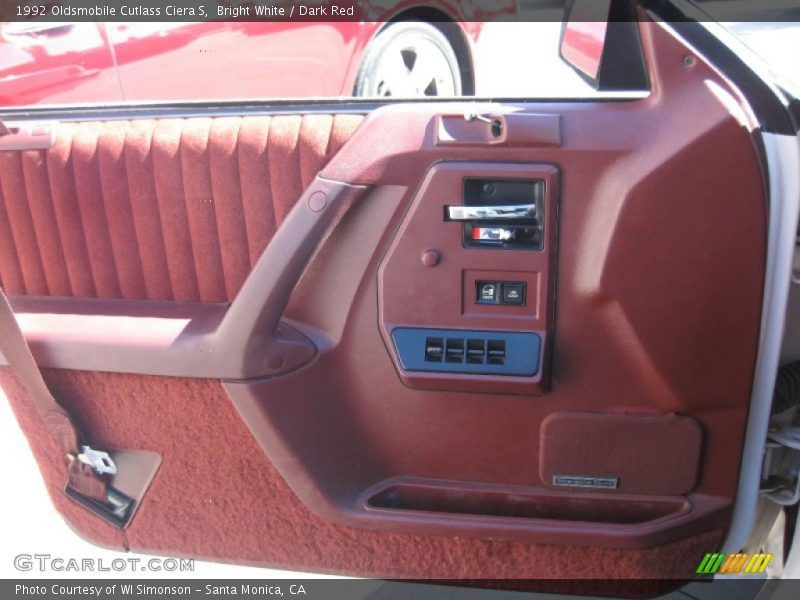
0;0;515;106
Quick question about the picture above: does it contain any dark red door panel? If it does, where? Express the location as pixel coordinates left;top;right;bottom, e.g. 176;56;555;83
225;20;765;554
0;114;363;301
0;19;768;582
0;367;725;579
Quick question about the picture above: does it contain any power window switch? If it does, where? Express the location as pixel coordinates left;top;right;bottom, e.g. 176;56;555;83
425;338;444;362
502;282;526;305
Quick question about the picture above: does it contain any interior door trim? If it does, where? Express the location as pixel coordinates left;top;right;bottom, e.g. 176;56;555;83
0;177;369;380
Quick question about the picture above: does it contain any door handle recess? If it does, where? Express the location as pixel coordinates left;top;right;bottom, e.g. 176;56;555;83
444;204;537;222
435;113;562;147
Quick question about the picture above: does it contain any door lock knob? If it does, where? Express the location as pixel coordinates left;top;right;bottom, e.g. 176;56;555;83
464;113;503;138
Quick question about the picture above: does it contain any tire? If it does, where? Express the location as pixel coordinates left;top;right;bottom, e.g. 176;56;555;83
354;21;463;98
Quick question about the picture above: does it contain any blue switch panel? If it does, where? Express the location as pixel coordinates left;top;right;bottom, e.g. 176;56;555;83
391;328;541;377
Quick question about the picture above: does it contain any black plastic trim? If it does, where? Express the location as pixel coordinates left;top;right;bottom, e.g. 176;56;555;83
599;2;650;91
560;1;650;92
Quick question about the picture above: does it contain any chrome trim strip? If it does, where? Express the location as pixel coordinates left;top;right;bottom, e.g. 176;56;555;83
0;95;649;124
445;204;537;222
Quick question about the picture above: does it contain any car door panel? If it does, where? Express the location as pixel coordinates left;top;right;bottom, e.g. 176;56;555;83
0;115;364;379
225;20;764;549
0;366;725;581
0;19;769;581
0;114;364;301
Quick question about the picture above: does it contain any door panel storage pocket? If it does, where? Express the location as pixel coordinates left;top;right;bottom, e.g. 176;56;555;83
365;480;690;525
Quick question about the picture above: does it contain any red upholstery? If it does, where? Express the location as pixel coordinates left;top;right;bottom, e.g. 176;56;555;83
0;103;730;583
0;115;363;302
0;366;723;580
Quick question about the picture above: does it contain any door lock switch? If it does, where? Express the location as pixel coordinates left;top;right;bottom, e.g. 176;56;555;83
476;281;526;306
502;282;526;305
477;281;499;304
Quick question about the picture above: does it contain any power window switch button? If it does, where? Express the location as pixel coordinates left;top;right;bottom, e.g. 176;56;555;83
502;282;526;305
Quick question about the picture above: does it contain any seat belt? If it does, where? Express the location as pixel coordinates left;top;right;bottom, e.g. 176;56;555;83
0;285;136;525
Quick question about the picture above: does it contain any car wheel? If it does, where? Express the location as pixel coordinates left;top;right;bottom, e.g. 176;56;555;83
355;21;463;98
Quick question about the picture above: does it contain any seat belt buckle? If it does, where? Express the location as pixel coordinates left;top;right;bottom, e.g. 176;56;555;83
76;445;117;476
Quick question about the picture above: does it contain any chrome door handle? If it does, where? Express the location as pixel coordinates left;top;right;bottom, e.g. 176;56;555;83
444;204;537;222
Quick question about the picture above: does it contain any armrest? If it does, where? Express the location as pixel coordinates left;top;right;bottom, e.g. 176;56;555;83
0;177;368;380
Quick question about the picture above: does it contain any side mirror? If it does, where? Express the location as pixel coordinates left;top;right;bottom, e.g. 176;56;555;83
559;0;649;91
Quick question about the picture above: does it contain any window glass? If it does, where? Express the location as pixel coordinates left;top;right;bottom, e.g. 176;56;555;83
721;22;800;93
0;0;632;107
690;1;800;94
